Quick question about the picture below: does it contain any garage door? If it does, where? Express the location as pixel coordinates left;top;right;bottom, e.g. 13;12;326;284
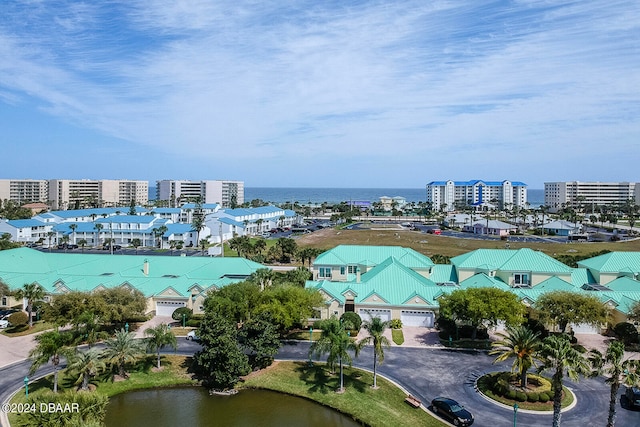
155;301;186;317
359;309;391;322
401;310;435;327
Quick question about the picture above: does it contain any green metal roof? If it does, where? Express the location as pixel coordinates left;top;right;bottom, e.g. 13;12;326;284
577;252;640;274
0;247;263;297
313;245;434;270
451;248;573;274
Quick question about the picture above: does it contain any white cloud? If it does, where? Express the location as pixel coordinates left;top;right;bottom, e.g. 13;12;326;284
0;0;638;186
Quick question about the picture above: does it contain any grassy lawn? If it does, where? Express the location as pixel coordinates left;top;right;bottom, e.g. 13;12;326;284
285;329;323;341
1;321;53;337
8;355;197;426
295;228;640;259
392;329;404;345
242;361;446;427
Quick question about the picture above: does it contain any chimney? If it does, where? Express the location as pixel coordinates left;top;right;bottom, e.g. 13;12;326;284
356;267;361;283
143;259;149;276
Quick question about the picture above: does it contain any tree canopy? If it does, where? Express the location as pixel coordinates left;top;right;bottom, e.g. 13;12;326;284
534;290;610;333
438;287;526;339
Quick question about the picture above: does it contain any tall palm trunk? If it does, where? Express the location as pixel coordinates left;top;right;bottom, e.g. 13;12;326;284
552;369;563;427
339;355;344;391
607;382;620;427
373;352;378;388
53;367;59;393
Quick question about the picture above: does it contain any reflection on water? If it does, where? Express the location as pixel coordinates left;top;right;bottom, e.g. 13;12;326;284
105;387;362;427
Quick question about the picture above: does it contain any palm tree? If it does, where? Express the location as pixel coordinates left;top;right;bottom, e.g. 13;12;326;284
78;238;88;252
356;316;391;388
93;223;103;247
130;238;142;254
46;231;55;250
309;318;356;392
67;348;106;391
589;340;640;427
490;325;542;388
249;268;275;291
144;324;177;369
15;282;45;327
537;334;590;427
102;328;145;378
69;223;77;244
28;330;74;393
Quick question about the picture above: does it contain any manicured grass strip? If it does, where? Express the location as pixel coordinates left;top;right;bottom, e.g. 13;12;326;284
8;355;197;426
392;329;404;345
1;321;54;337
242;361;446;427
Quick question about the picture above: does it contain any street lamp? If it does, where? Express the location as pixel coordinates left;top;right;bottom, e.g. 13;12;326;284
513;402;518;427
182;313;186;328
24;376;29;397
125;322;129;333
308;326;314;366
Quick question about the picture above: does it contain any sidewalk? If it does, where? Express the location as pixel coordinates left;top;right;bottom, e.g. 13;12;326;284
0;330;39;369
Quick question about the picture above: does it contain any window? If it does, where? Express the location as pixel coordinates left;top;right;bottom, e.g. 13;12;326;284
318;267;332;278
347;265;357;274
340;266;346;275
514;273;529;286
1;297;6;306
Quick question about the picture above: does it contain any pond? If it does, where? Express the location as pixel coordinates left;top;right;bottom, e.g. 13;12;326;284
105;387;363;427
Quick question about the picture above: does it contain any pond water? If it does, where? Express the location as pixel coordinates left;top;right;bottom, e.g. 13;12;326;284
105;387;362;427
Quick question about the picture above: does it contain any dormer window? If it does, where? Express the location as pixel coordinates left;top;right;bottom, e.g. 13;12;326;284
513;273;530;286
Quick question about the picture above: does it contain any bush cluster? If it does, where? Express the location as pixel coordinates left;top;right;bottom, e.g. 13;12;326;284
487;373;553;403
8;311;28;326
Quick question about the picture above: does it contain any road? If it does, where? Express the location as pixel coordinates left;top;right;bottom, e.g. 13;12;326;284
2;340;639;427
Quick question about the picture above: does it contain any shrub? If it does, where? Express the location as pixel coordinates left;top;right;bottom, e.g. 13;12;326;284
340;312;362;331
613;322;639;344
186;319;201;327
506;389;517;400
527;392;539;402
389;319;403;329
435;316;456;333
8;311;28;326
538;392;550;403
515;391;527;402
172;307;193;323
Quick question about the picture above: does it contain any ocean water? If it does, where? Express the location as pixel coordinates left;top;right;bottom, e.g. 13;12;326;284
245;187;545;207
149;187;544;208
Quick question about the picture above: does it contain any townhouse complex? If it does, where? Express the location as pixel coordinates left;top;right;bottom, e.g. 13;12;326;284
308;245;640;333
2;245;639;334
426;180;527;212
0;205;300;249
544;181;640;212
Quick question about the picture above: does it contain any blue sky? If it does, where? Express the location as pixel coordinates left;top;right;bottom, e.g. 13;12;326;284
0;0;638;189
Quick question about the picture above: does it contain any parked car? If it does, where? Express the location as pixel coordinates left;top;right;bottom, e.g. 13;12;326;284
102;244;122;251
186;330;199;341
0;319;10;329
431;397;474;426
626;386;640;408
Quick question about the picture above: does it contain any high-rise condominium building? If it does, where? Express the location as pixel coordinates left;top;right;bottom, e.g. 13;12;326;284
426;180;528;212
156;180;244;208
544;181;638;211
48;179;148;210
0;179;49;204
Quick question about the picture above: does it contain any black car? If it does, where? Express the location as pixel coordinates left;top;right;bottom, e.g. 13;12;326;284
431;397;474;426
626;386;640;408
